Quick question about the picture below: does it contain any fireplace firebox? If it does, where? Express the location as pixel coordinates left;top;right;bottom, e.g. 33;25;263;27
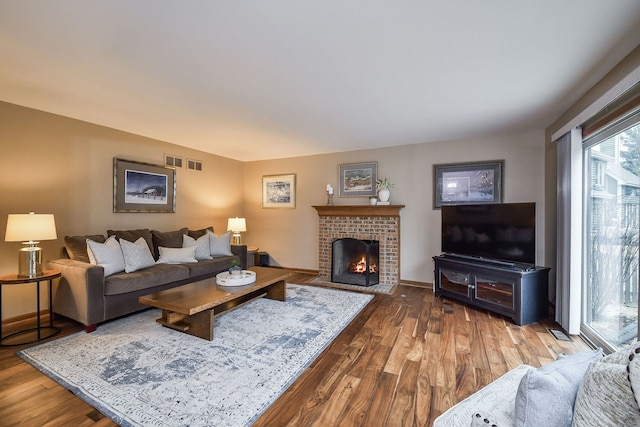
331;238;379;287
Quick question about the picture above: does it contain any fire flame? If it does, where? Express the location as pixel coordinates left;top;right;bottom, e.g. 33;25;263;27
352;256;377;274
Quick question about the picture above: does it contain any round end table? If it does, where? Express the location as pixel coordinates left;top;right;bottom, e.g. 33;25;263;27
0;269;62;347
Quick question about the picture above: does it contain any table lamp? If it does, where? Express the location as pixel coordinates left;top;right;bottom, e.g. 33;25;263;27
5;212;58;278
227;217;246;245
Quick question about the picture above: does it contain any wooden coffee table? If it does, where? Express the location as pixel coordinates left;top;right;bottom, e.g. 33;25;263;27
138;266;293;341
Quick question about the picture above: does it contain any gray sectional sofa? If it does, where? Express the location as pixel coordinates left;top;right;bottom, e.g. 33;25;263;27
47;227;247;332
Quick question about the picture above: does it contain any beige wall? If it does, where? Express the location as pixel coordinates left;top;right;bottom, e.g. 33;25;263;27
244;129;547;285
0;102;244;320
0;101;550;322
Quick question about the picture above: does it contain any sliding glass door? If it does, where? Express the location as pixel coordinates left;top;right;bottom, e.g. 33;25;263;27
583;120;640;349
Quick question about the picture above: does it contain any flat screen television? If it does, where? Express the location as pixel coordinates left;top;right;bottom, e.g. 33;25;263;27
441;202;536;265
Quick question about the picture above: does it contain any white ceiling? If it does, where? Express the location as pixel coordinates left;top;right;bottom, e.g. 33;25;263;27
2;1;640;161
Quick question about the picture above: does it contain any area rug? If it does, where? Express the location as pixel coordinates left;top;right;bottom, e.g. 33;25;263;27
309;276;396;294
18;284;373;427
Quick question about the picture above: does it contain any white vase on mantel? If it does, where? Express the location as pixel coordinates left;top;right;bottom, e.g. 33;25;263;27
378;189;390;202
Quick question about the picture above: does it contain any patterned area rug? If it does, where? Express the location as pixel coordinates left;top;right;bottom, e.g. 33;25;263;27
309;276;396;295
18;284;373;427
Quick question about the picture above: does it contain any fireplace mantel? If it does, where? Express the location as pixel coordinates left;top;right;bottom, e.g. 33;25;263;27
312;205;405;217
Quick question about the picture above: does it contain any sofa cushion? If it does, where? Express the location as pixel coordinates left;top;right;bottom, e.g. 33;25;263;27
183;233;212;260
120;237;156;273
185;256;236;278
572;354;640;427
187;226;214;239
107;228;154;255
157;246;198;264
207;229;233;256
151;228;188;259
64;234;106;263
104;264;190;295
86;236;125;277
514;348;603;427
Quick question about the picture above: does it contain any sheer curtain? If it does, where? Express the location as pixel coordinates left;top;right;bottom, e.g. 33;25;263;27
555;127;583;334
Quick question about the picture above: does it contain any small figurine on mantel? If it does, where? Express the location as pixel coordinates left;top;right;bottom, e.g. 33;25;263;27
326;184;334;205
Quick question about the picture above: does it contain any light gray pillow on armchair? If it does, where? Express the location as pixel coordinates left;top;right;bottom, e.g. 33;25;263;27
514;348;603;427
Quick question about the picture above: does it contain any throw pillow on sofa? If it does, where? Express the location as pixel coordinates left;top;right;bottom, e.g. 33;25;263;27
514;348;603;427
107;228;154;257
188;226;213;239
571;352;640;427
206;230;233;256
183;233;212;260
628;343;640;407
86;236;125;276
65;234;106;263
120;237;156;273
157;246;198;264
151;228;188;260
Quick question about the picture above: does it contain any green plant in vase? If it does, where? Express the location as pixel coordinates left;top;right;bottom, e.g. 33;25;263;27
229;259;242;275
375;177;394;202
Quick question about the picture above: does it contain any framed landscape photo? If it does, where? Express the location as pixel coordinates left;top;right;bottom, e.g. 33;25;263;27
262;173;296;208
433;160;504;209
338;161;378;197
113;158;176;213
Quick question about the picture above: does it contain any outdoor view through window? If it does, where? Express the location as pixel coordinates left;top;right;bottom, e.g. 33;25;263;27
585;122;640;348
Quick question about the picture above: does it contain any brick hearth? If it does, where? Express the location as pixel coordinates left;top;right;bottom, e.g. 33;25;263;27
312;205;405;285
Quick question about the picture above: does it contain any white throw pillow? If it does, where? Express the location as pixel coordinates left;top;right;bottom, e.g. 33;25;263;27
120;237;156;273
206;229;233;256
86;235;125;276
182;233;212;260
157;246;198;264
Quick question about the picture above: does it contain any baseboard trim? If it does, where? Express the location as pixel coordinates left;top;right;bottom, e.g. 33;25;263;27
1;309;51;326
269;266;320;275
400;279;433;290
268;267;433;290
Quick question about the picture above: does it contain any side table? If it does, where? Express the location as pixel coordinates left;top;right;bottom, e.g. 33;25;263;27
247;246;259;268
0;269;62;347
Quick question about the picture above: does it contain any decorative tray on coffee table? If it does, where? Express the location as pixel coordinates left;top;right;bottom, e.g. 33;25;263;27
215;270;257;287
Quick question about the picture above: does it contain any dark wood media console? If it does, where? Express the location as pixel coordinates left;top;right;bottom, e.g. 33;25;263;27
433;254;550;326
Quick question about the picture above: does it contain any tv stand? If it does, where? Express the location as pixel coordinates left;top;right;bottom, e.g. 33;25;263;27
443;253;517;269
433;254;550;326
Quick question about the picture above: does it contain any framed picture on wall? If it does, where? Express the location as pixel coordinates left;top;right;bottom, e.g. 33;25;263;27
338;161;378;197
262;173;296;208
113;158;176;213
433;160;504;209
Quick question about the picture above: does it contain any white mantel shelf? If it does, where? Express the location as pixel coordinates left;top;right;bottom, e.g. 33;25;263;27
312;205;405;217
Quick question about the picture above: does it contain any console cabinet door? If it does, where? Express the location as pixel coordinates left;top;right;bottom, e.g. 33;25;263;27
474;275;515;311
439;268;471;300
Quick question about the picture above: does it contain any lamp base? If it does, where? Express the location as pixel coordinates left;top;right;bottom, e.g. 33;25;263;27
231;233;242;245
18;245;43;278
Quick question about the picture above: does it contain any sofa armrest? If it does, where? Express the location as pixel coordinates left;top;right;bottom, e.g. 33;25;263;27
47;258;106;328
231;244;248;268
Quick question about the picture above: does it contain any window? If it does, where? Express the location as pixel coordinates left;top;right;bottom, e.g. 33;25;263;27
582;118;640;350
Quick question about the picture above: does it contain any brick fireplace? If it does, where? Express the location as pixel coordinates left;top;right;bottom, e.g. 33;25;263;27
312;205;405;285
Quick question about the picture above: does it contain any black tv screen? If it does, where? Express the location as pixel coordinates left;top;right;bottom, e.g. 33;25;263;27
441;202;536;265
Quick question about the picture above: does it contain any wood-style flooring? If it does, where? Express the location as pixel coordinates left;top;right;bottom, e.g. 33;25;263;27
0;272;590;426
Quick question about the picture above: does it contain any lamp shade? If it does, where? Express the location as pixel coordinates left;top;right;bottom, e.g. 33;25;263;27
5;213;58;242
227;217;247;233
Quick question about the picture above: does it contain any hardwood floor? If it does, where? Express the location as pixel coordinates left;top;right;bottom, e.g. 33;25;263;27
0;272;590;426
